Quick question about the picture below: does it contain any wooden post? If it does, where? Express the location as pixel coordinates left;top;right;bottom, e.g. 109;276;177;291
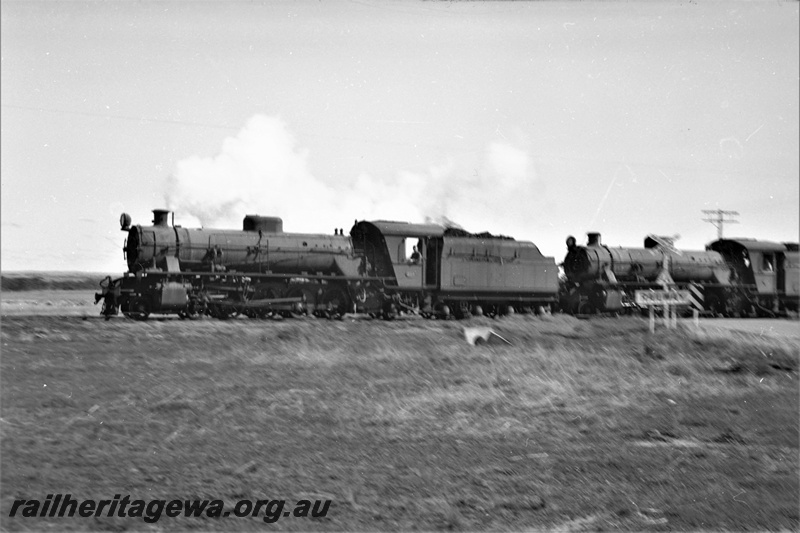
649;305;655;334
693;308;699;328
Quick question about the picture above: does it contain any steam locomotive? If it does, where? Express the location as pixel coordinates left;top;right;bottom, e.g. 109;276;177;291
561;232;799;317
95;209;560;320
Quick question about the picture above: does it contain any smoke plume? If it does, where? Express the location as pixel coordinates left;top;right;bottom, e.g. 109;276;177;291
164;114;541;236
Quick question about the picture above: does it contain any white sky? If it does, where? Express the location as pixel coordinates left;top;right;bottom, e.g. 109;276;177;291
2;0;798;273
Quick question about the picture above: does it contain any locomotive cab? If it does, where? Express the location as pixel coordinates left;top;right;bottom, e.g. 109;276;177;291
349;220;445;289
708;238;798;313
708;239;785;292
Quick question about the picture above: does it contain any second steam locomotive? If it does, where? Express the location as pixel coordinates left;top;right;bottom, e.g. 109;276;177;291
561;232;799;317
96;209;560;320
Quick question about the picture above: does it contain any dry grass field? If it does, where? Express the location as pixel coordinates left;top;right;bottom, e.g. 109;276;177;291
1;290;99;317
1;293;798;531
1;272;111;292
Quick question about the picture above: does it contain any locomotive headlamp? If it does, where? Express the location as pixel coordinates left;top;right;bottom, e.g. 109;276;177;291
120;213;132;231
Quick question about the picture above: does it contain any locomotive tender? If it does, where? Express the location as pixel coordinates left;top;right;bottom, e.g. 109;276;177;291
562;232;799;316
95;209;560;320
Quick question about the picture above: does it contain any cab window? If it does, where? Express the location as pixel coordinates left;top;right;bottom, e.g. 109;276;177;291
396;238;406;262
762;253;774;272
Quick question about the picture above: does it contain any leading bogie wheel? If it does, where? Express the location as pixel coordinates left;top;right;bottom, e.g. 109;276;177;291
124;299;150;321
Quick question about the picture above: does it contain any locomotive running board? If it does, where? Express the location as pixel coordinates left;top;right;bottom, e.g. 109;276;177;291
207;297;303;308
240;297;303;308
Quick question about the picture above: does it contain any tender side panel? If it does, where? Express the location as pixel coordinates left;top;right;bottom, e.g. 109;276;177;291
438;237;558;297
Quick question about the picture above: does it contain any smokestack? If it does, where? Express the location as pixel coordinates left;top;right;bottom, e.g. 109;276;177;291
152;209;171;227
587;232;601;246
566;235;577;250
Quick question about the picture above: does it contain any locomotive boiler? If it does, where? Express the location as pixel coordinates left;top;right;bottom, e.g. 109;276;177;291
124;209;360;276
96;209;560;320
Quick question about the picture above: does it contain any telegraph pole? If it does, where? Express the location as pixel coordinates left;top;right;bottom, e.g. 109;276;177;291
702;209;739;239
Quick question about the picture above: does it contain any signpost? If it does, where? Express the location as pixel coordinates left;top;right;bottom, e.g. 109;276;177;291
634;289;691;307
635;289;691;333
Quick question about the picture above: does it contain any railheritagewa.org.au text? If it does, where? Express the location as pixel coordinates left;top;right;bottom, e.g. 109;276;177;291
9;494;331;523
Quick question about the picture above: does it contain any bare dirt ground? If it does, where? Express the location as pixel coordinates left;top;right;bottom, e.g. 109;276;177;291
1;292;798;531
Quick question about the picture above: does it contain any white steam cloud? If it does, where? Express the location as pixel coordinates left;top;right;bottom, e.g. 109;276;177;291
164;115;541;236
